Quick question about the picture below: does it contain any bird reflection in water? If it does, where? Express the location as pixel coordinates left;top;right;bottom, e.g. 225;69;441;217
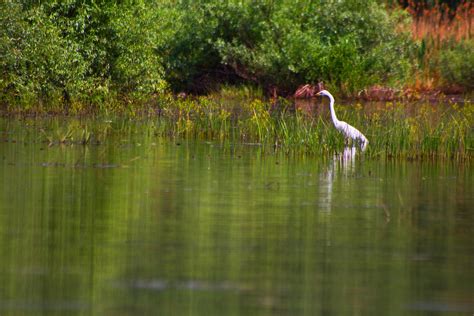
319;146;358;213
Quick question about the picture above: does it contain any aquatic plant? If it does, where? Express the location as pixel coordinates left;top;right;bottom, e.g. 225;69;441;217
8;94;471;161
38;119;114;146
152;94;472;160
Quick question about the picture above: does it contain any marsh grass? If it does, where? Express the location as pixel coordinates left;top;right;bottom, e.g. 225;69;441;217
402;0;473;90
19;93;471;160
36;119;113;146
153;95;472;160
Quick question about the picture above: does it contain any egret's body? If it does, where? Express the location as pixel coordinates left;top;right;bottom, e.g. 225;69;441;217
317;90;368;151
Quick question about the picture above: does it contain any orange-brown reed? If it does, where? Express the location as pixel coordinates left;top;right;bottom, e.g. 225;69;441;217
408;0;472;43
398;1;473;90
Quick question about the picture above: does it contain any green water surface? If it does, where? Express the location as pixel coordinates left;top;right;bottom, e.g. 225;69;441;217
0;118;473;315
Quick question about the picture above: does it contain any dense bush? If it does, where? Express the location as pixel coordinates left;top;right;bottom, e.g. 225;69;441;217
1;0;434;107
156;0;413;94
1;2;87;106
438;40;474;89
0;1;165;107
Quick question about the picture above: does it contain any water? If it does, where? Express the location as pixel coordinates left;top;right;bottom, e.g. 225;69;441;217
0;118;473;315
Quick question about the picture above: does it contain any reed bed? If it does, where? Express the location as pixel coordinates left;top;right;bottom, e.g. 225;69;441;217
153;95;473;160
401;0;473;90
409;1;472;42
16;93;471;161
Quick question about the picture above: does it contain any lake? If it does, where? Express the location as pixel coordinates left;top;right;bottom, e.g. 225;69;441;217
0;117;473;315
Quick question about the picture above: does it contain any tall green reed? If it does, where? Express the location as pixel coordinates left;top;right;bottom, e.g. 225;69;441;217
155;95;472;160
34;94;471;160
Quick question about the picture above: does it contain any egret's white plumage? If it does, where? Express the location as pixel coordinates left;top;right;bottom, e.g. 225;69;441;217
316;90;368;151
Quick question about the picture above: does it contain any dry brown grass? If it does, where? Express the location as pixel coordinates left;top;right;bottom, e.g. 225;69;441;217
409;0;473;43
398;1;473;91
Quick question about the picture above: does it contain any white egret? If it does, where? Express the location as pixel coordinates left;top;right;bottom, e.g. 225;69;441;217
316;90;368;151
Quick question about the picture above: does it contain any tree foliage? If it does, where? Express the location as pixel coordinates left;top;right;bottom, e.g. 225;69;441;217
438;40;474;89
1;1;165;107
1;0;419;106
155;0;413;94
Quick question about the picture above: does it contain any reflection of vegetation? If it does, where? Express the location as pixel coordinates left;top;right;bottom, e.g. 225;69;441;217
0;122;472;314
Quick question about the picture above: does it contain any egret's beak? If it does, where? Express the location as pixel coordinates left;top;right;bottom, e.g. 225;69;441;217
316;91;322;96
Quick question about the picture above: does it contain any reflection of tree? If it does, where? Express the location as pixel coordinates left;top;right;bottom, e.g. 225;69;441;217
0;119;160;314
0;142;111;313
0;118;472;315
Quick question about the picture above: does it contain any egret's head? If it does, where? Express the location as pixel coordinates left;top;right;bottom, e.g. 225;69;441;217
316;90;331;97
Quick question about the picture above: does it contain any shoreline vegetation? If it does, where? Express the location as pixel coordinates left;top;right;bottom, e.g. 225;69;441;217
1;1;473;160
1;1;473;105
2;88;472;161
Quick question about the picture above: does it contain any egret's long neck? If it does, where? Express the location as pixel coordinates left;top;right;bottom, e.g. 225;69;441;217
327;93;339;125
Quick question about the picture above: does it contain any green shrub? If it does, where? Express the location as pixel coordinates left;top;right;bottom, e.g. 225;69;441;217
156;0;413;94
0;1;165;108
0;2;92;107
438;40;474;89
1;0;416;108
